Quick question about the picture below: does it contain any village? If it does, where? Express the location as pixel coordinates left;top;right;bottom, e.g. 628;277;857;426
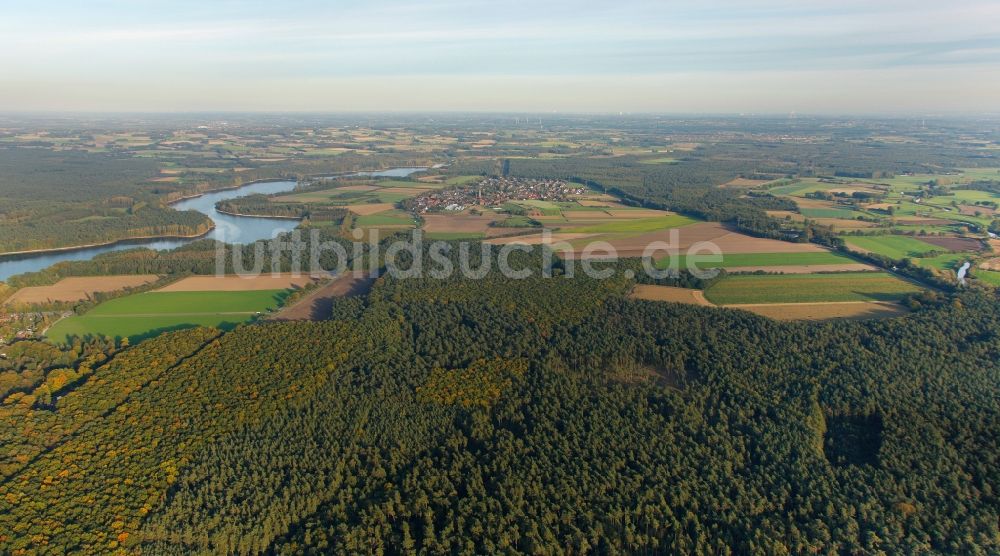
404;177;585;213
0;311;57;348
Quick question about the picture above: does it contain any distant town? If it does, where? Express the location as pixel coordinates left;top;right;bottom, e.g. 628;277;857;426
404;177;585;213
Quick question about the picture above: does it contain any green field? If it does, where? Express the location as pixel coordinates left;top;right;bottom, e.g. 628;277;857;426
843;235;944;259
569;215;698;234
914;253;967;271
47;290;287;343
355;211;416;227
444;175;481;186
657;251;855;270
801;208;863;219
972;269;1000;286
704;272;921;304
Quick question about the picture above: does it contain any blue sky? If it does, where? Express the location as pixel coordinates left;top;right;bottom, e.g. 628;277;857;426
2;0;998;112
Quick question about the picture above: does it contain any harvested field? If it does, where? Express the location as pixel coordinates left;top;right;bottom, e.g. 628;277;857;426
270;273;375;321
959;204;998;216
338;203;396;216
919;237;984;252
630;285;713;306
893;217;954;226
767;210;804;220
729;301;908;321
337;185;379;192
720;178;770;188
6;275;159;306
979;257;1000;271
158;274;316;292
569;224;825;258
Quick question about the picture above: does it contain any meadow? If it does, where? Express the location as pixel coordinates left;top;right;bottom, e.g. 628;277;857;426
843;235;943;259
47;290;287;343
704;272;921;305
658;251;855;270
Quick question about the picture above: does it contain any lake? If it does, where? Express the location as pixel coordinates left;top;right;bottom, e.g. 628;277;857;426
0;167;426;281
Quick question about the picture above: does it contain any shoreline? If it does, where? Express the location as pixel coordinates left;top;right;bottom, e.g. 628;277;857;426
214;208;303;220
0;178;299;260
0;167;422;262
164;177;296;207
0;228;215;260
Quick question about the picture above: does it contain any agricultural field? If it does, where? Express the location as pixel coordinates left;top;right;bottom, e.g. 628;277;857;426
157;274;316;292
629;285;711;306
565;214;698;234
658;251;857;270
4;275;159;306
843;235;944;259
972;269;1000;286
704;272;921;305
46;290;288;343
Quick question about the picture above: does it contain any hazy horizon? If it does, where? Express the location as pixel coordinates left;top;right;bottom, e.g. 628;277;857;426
3;0;999;113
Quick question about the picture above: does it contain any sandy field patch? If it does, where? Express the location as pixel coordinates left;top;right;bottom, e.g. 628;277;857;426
422;213;502;234
151;176;179;182
728;301;908;321
270;273;375;321
6;275;159;306
630;285;713;306
158;274;316;292
339;203;397;216
724;263;878;274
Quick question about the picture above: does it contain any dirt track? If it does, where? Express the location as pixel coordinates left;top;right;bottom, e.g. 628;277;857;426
269;273;375;321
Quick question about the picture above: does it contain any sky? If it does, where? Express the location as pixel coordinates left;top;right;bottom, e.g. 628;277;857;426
1;0;999;114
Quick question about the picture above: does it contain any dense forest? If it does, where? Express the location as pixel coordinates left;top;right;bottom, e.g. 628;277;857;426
0;246;996;554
